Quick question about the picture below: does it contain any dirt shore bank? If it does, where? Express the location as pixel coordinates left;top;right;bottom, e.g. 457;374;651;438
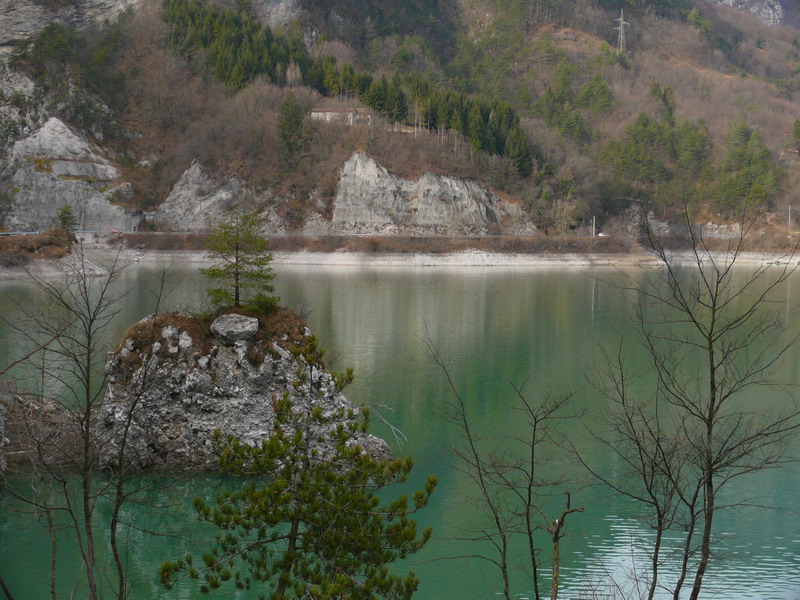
1;244;794;280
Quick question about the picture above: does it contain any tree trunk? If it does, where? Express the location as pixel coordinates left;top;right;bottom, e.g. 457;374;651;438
673;511;696;600
648;516;664;600
48;506;58;600
110;484;126;600
690;452;715;599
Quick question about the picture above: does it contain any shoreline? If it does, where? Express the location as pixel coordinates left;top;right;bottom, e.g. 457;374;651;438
116;248;662;268
96;246;795;268
1;246;795;280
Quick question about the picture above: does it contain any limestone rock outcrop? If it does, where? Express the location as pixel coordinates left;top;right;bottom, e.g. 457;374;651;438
709;0;785;25
0;64;39;148
0;0;141;47
251;0;301;27
155;161;247;231
157;152;535;236
2;117;129;231
327;152;535;236
100;310;391;470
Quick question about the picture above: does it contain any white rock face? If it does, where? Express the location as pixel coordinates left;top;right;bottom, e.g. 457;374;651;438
3;117;129;231
12;117;118;178
156;161;244;231
709;0;784;25
0;64;39;147
157;153;534;235
0;0;141;46
328;152;535;235
252;0;300;27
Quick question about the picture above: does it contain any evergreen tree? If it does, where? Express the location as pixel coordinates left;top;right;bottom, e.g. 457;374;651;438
467;104;487;151
322;59;341;97
160;395;437;599
56;204;78;232
687;7;713;38
340;64;356;98
278;91;309;166
386;81;408;123
505;128;533;177
575;74;613;114
714;123;778;212
365;77;389;115
674;120;710;179
601;113;669;190
200;210;277;310
449;108;465;137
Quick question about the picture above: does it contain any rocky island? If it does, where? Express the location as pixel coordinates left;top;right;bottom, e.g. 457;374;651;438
99;308;390;471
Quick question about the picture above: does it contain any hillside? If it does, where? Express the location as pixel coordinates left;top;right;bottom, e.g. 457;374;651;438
1;0;800;241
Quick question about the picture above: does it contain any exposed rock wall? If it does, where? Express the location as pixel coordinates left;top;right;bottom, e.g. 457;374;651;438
327;152;534;235
0;0;141;47
251;0;300;27
99;311;390;470
0;64;40;147
709;0;785;25
2;117;129;231
155;161;248;231
157;152;535;235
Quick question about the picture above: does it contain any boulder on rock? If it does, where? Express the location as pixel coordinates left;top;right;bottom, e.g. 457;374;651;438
210;314;260;345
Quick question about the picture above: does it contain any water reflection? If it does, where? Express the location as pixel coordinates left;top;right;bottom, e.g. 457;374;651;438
1;263;799;599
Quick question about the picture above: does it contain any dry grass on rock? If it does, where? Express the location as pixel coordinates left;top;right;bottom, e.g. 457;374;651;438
0;228;74;267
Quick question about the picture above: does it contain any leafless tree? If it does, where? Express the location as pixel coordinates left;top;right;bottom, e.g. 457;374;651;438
580;341;696;600
0;245;175;599
428;338;577;600
587;204;800;599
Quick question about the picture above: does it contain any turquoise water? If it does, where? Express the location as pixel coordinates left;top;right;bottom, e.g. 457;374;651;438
1;262;799;599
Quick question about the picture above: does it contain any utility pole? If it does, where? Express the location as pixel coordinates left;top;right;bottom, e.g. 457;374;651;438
615;9;629;54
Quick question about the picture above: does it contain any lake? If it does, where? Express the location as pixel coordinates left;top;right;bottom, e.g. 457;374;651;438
1;260;799;599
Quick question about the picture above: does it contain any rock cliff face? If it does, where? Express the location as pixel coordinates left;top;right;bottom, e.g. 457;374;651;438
155;161;248;231
0;0;141;47
0;64;39;148
709;0;785;25
99;310;390;470
251;0;300;27
2;117;129;231
326;152;534;236
157;152;535;235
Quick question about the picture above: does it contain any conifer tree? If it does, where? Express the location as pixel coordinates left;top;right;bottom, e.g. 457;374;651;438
505;128;533;177
56;204;78;232
160;396;437;599
200;209;277;310
468;104;487;151
714;123;777;212
278;91;309;166
386;81;408;123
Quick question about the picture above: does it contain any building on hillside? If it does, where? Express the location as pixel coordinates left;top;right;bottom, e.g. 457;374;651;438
309;107;373;127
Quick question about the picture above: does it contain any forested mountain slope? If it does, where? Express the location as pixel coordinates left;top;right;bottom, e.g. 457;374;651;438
1;0;799;238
